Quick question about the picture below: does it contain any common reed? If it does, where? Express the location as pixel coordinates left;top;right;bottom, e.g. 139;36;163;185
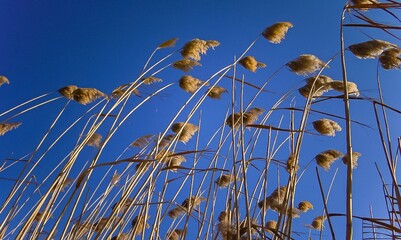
2;3;401;240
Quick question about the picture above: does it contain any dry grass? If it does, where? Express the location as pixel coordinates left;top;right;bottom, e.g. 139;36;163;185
1;4;401;240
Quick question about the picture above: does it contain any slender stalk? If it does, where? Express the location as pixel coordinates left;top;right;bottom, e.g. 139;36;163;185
340;4;354;240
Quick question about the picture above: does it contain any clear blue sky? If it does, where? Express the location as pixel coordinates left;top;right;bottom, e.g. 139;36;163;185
1;1;401;239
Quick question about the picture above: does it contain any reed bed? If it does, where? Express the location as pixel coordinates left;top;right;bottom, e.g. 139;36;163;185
1;1;401;239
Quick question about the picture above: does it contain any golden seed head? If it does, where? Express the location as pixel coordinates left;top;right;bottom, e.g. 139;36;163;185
181;196;206;209
239;56;266;72
312;118;342;136
266;220;277;233
258;186;287;210
172;59;202;72
215;174;235;188
131;134;154;148
349;40;396;59
286;54;327;76
0;122;22;136
351;0;379;10
305;75;334;90
329;80;360;96
168;229;185;240
72;87;106;105
0;75;10;86
262;22;293;44
207;86;227;99
226;108;264;129
168;207;185;219
157;134;176;148
111;198;133;214
181;38;220;61
286;153;299;173
158;37;178;49
315;149;343;170
379;47;401;70
178;75;207;93
86;133;102;148
131;215;150;236
218;221;236;239
58;85;78;99
171;122;198;144
311;216;326;231
218;211;229;222
156;150;186;171
141;76;162;85
297;201;314;212
342;152;362;169
111;84;140;99
298;85;325;99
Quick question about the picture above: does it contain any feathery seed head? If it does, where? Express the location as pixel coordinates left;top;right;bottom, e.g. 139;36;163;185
342;152;362;169
207;86;227;99
243;107;264;125
181;196;206;209
0;122;22;136
263;22;293;44
305;75;334;90
158;38;178;49
311;216;326;231
315;149;343;170
258;186;287;210
266;220;277;233
131;134;154;148
299;85;325;99
226;108;264;129
379;47;401;70
297;201;314;212
131;215;150;236
287;54;327;76
330;80;360;96
58;85;78;99
179;75;207;93
313;118;342;136
349;40;396;59
111;84;140;99
181;38;220;61
215;174;235;188
141;76;162;85
218;211;229;222
171;122;198;143
157;134;176;148
168;229;185;240
168;207;185;219
86;133;102;148
111;198;133;214
173;59;202;72
72;88;106;105
286;153;299;173
239;56;266;72
0;75;10;86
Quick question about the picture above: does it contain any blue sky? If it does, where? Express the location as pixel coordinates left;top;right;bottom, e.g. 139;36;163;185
1;1;401;239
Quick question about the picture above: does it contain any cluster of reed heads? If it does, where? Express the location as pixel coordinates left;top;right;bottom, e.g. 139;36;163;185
1;1;401;239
